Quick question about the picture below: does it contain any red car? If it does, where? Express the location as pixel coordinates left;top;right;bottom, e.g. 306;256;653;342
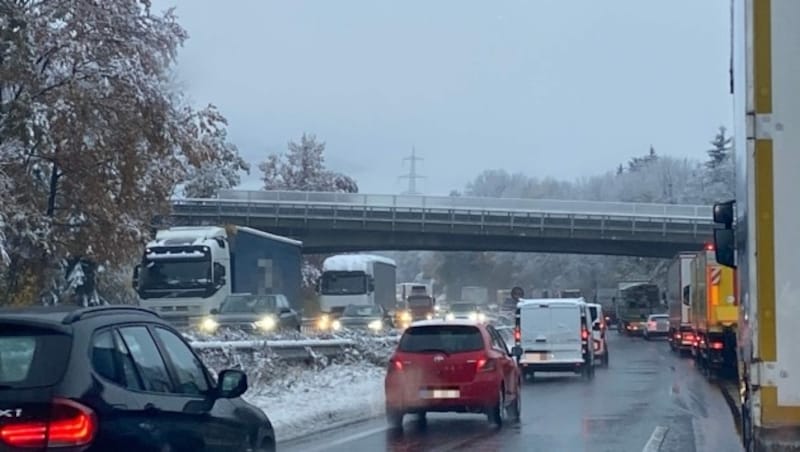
384;320;522;429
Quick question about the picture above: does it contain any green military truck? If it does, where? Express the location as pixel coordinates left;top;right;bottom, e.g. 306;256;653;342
615;281;661;336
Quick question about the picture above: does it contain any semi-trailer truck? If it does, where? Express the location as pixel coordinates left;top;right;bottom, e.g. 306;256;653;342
133;226;302;325
713;1;800;448
667;252;697;351
317;254;397;316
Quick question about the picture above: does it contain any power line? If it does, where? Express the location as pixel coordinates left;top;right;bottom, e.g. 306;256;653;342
398;146;425;195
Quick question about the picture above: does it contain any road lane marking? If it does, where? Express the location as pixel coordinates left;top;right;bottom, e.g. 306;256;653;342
292;425;389;452
642;426;668;452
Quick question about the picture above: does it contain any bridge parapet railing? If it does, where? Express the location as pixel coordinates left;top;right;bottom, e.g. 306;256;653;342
207;190;713;219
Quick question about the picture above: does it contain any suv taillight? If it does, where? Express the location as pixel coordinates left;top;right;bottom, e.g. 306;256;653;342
0;398;97;448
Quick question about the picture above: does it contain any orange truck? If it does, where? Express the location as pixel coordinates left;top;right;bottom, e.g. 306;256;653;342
689;246;738;378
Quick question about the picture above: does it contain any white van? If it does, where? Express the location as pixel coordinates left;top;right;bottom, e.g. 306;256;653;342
586;303;609;367
511;298;595;380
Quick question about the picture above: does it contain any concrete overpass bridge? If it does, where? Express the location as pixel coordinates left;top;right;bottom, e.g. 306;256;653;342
164;190;715;258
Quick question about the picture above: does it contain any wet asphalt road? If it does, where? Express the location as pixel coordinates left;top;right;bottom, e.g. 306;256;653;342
280;331;743;452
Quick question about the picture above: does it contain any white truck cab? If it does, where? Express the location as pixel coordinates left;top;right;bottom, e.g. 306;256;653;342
512;298;595;380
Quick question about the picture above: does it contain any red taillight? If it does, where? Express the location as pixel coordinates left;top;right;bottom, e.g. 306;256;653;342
581;328;589;340
388;359;403;372
477;358;497;372
0;399;97;448
513;327;521;342
711;342;724;350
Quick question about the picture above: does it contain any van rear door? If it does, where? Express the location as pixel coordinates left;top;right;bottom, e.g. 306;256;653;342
520;303;582;362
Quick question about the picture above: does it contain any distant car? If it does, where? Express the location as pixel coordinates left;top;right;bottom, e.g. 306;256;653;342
643;314;670;340
445;302;486;322
385;320;521;429
338;304;392;332
0;305;276;452
198;293;301;334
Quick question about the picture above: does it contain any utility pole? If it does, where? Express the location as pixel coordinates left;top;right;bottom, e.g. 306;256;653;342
399;146;425;195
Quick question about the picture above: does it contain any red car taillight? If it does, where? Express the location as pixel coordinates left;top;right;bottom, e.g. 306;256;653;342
0;398;97;449
477;358;497;372
388;358;403;372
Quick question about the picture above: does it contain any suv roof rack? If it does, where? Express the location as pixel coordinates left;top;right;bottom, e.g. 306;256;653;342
62;305;161;325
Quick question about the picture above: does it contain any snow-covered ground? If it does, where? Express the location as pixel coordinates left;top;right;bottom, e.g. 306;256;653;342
195;330;395;443
246;363;386;442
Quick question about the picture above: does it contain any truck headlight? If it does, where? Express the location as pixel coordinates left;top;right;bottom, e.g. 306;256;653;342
200;317;218;332
477;312;486;322
468;312;478;321
332;320;342;331
426;313;433;320
400;311;412;322
445;313;455;321
254;315;277;331
368;320;383;331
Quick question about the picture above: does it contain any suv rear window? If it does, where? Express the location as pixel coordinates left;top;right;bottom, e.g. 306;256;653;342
0;325;72;389
398;325;484;354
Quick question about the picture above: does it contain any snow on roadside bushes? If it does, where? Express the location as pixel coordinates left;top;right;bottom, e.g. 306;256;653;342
195;338;391;443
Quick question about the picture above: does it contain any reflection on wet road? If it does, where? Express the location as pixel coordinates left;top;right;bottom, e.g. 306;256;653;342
280;332;743;452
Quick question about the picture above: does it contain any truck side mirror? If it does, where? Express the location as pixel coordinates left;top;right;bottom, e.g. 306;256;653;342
713;200;735;228
713;229;737;268
132;264;141;290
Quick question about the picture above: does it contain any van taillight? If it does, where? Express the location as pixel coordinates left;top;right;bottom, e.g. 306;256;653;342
581;328;589;341
711;342;724;350
513;327;521;342
0;398;97;448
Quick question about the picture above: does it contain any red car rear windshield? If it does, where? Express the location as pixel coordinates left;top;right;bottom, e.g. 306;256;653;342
398;325;484;354
0;324;72;389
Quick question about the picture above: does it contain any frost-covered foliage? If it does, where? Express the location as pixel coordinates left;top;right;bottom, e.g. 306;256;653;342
181;127;250;198
259;133;358;193
402;136;735;296
0;0;244;305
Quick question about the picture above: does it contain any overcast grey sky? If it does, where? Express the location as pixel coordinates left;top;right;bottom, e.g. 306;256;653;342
155;0;733;195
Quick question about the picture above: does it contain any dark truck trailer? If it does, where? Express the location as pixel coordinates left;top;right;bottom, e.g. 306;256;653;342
615;281;661;336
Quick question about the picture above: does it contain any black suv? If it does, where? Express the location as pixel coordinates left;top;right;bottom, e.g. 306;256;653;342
0;305;275;452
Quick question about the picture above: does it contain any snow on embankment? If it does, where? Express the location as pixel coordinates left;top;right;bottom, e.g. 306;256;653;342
246;363;386;442
195;332;396;442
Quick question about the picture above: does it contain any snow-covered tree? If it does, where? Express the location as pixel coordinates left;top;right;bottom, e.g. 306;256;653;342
259;133;358;193
0;0;244;304
706;126;733;170
182;129;250;198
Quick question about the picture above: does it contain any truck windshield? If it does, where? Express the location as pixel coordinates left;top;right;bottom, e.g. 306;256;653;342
343;305;381;316
407;296;433;307
321;272;367;295
140;257;212;291
450;303;477;313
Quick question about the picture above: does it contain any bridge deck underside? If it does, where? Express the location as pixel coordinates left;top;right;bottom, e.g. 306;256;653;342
168;203;714;258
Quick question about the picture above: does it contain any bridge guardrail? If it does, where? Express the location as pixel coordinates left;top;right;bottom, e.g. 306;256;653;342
206;189;713;220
